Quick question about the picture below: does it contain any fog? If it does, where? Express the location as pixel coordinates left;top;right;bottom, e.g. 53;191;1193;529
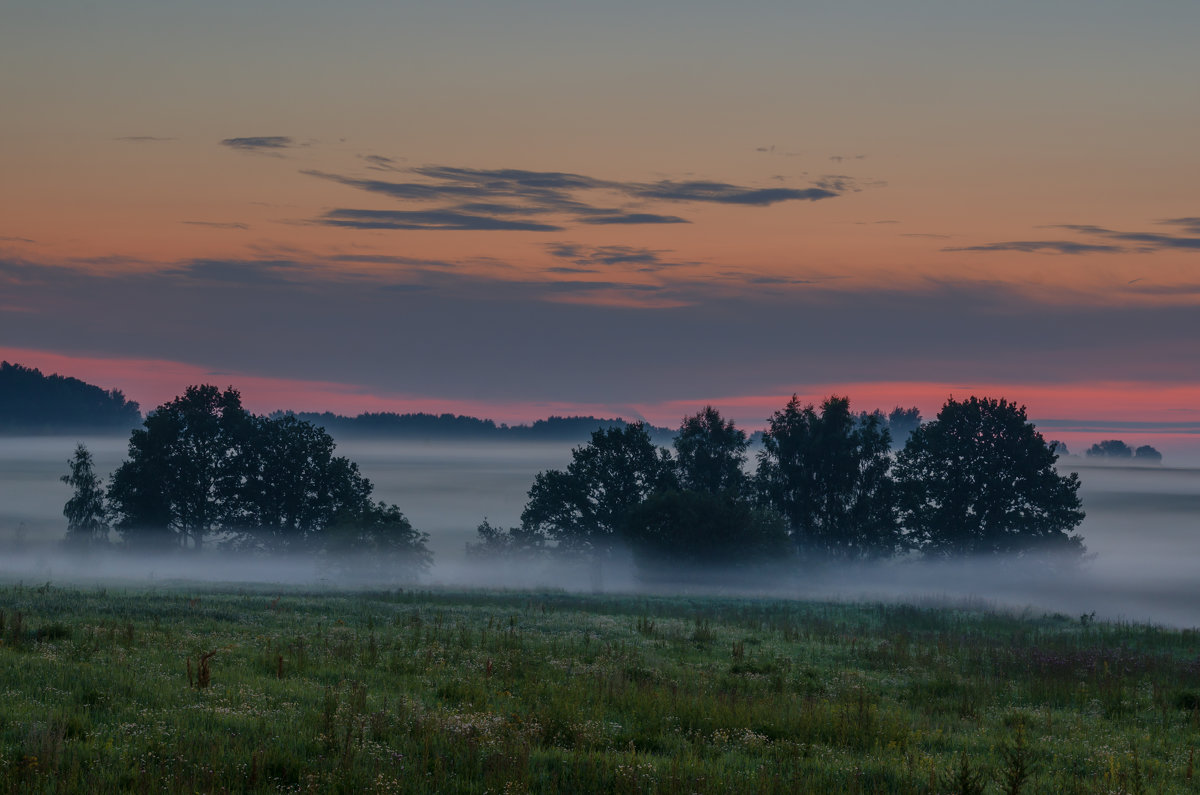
3;436;1199;627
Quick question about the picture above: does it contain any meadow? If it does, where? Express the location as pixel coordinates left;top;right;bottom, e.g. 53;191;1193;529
2;583;1199;793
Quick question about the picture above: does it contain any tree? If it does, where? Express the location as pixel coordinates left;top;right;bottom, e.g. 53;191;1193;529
886;407;923;448
1134;445;1163;464
231;414;376;551
673;406;749;496
623;407;786;572
105;385;431;571
894;396;1085;557
520;423;673;557
107;385;250;549
61;443;109;547
1047;440;1070;456
624;489;788;570
756;395;900;559
1086;439;1133;459
465;518;547;558
323;501;432;579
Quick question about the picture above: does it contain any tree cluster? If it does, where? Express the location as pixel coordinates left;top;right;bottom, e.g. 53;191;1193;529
1085;439;1163;464
488;396;1085;572
61;385;430;574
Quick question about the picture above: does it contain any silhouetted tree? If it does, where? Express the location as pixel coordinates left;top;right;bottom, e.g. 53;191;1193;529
520;423;673;575
1086;440;1133;459
624;489;788;570
886;407;923;448
894;396;1085;556
61;443;109;547
1047;440;1070;456
323;502;432;577
106;385;430;568
1134;445;1163;464
673;406;749;496
757;395;900;559
108;386;249;549
465;518;548;558
231;414;376;551
622;408;786;571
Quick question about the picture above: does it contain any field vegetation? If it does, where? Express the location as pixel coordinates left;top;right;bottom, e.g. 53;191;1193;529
2;583;1198;793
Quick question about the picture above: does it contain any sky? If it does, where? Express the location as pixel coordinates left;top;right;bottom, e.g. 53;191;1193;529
2;0;1199;451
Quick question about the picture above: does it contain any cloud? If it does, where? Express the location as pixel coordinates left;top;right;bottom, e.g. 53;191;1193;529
813;175;859;192
744;275;817;286
305;170;483;202
577;213;689;225
754;145;803;157
181;221;249;230
303;163;843;232
1124;282;1200;296
948;217;1200;256
1161;217;1200;235
630;181;836;205
320;208;562;232
325;253;460;269
220;136;294;153
944;240;1124;255
546;243;691;270
1053;223;1200;251
360;154;405;171
167;259;301;285
545;266;601;274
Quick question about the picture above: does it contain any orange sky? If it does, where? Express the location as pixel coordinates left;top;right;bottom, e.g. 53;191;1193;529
2;1;1199;447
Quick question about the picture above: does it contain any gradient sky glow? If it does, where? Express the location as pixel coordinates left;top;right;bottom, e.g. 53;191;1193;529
2;0;1199;446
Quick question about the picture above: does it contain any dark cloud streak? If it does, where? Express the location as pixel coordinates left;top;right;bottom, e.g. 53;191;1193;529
546;243;690;270
944;240;1124;255
181;221;249;230
578;213;689;225
632;181;836;205
321;208;562;232
959;219;1200;256
220;136;294;152
303;163;843;232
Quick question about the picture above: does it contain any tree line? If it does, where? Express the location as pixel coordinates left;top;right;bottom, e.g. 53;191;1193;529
473;396;1086;575
60;385;1086;581
281;411;677;443
1;361;141;433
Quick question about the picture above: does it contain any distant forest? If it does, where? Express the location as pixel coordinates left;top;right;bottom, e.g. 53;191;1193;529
278;411;678;444
0;362;1167;461
0;362;141;434
0;361;670;441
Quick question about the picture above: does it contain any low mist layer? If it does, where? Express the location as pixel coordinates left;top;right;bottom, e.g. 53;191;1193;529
3;436;1199;626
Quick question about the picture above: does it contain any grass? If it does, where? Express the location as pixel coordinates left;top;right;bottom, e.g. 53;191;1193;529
1;582;1199;793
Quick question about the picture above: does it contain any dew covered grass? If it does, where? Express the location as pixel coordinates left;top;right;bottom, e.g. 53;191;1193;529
1;583;1199;793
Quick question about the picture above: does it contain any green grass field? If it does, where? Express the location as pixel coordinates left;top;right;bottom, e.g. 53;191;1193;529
1;583;1198;793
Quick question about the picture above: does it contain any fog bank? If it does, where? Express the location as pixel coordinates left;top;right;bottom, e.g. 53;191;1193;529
4;437;1200;627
